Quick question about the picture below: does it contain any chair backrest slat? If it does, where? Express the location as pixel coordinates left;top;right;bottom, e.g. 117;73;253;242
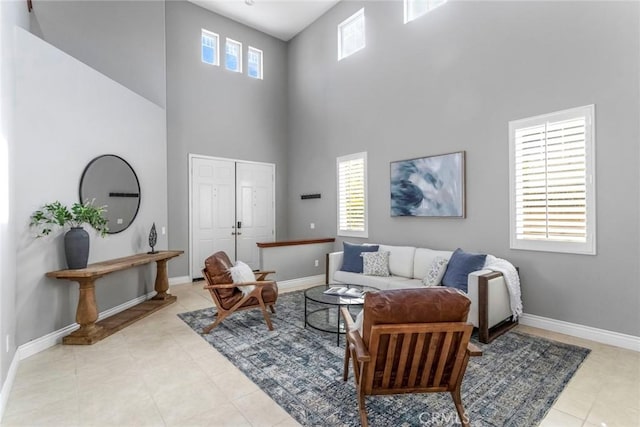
448;328;473;383
432;331;454;387
367;323;472;393
394;333;414;388
407;332;426;388
381;333;398;388
419;332;440;388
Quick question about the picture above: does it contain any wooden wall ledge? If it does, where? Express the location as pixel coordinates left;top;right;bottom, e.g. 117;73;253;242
257;238;335;248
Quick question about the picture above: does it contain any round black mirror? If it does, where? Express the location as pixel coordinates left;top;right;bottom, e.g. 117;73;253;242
79;154;141;234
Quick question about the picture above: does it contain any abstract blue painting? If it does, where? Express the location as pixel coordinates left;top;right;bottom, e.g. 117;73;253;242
390;151;465;217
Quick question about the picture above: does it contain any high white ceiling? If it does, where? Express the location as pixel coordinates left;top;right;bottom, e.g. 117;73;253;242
189;0;341;41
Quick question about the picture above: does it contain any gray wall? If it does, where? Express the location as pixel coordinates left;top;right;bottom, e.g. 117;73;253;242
287;1;640;336
0;0;30;394
6;0;168;349
14;27;168;346
165;1;289;278
30;0;166;107
259;241;333;281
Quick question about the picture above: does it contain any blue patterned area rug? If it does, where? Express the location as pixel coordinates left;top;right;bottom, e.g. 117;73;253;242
178;290;590;427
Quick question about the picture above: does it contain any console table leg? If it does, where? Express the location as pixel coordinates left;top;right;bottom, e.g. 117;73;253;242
152;258;171;300
63;278;106;344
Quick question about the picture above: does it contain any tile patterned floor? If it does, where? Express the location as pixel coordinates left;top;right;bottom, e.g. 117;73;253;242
1;282;638;426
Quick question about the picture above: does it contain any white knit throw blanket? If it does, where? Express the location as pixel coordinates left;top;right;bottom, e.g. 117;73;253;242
483;255;523;320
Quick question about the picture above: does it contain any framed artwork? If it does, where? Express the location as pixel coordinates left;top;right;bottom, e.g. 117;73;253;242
390;151;466;218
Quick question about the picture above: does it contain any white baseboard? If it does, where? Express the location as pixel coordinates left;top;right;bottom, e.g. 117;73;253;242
278;274;325;290
169;275;191;286
17;291;155;361
520;313;640;352
0;349;20;422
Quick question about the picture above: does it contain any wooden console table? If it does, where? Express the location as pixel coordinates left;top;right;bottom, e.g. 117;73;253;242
47;250;183;345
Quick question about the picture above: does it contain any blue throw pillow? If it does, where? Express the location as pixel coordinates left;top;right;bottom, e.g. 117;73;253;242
340;242;380;273
441;248;486;293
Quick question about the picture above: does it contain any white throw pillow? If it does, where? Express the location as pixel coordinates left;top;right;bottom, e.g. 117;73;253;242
229;260;256;296
362;251;390;277
422;257;448;287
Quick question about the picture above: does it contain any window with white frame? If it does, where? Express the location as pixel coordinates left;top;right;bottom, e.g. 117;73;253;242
404;0;447;23
509;105;596;255
338;8;365;61
225;38;242;73
247;47;263;79
201;29;219;65
337;152;368;238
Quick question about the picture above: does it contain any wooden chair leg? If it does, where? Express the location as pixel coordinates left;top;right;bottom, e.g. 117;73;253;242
357;388;368;427
343;342;351;381
257;298;274;331
203;312;227;333
451;388;469;427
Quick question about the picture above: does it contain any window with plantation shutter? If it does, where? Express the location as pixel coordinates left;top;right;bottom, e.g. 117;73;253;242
509;105;596;255
337;152;368;238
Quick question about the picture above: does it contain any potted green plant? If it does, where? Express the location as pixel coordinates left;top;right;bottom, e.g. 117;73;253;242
30;200;108;269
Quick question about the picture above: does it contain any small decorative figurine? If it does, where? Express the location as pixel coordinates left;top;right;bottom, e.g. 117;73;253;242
148;222;158;254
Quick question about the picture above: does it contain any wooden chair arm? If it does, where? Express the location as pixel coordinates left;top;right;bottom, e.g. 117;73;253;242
467;343;483;357
340;307;355;331
348;330;371;363
340;307;370;361
254;271;276;281
203;281;275;290
236;280;275;287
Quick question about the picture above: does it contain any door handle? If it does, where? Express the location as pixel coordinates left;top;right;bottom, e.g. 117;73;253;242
231;232;236;235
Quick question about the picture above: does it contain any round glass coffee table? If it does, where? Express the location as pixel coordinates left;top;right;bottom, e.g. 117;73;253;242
304;284;379;346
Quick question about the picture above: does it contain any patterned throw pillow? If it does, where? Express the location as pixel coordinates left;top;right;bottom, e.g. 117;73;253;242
362;251;390;277
422;257;449;287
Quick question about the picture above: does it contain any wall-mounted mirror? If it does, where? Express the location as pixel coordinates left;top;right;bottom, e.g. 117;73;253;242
79;154;141;234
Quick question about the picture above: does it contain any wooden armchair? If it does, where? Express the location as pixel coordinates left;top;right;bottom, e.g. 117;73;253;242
340;287;482;427
202;251;278;332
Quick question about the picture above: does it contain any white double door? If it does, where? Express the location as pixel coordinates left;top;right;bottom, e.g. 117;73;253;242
191;156;275;279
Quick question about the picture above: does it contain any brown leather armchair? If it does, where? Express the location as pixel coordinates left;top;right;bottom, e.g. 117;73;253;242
341;287;482;427
202;251;278;332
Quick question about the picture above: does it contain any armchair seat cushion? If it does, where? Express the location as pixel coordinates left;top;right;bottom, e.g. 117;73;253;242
219;282;278;310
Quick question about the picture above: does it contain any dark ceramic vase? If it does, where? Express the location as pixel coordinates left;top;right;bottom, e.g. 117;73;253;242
64;227;89;269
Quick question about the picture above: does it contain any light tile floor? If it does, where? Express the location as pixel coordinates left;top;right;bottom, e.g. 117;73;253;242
1;282;638;427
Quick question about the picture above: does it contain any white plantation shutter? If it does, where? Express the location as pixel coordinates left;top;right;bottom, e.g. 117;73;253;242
337;152;368;237
509;105;596;254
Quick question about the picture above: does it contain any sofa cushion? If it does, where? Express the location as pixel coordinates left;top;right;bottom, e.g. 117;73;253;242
422;257;448;287
362;251;390;277
334;270;394;289
341;242;379;273
333;270;421;290
413;248;453;279
378;245;416;278
385;278;423;290
442;248;487;293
